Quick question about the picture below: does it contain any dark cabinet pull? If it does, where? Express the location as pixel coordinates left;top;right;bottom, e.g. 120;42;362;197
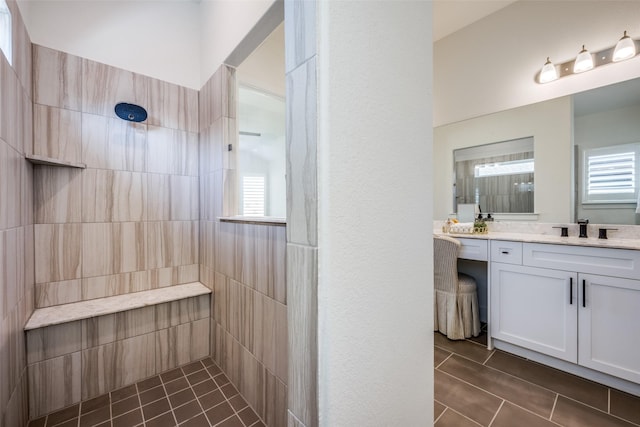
569;277;573;305
501;251;509;254
582;279;586;308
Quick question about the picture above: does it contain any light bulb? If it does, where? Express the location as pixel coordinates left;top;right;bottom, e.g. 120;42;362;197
613;31;636;62
539;57;558;83
573;45;594;73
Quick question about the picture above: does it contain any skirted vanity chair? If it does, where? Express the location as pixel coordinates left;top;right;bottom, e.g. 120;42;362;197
433;235;481;339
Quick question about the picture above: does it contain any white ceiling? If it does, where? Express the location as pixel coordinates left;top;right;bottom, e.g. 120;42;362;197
433;0;517;41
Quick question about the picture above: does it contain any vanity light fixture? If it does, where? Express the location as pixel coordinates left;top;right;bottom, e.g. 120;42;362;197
537;31;639;84
613;31;636;62
539;57;558;83
573;45;594;73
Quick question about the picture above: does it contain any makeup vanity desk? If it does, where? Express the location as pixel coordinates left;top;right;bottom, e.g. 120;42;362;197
434;227;640;396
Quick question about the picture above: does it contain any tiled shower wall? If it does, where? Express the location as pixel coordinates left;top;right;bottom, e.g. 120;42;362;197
284;1;319;426
0;1;34;426
31;44;200;307
199;65;288;426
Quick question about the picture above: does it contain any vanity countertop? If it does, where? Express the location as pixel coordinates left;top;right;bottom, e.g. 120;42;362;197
434;230;640;251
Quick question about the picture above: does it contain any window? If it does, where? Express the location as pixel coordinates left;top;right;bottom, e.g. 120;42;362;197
582;143;640;204
0;0;11;66
242;175;266;216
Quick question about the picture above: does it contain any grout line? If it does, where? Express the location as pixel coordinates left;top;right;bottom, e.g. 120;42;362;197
549;394;558;421
435;351;454;369
482;349;496;365
487;400;504;426
608;388;610;414
433;406;447;424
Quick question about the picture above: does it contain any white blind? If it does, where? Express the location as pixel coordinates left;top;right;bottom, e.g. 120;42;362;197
242;176;265;216
0;0;11;66
583;143;639;203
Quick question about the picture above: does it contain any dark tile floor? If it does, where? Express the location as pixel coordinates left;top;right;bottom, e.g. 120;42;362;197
28;333;640;427
28;358;264;427
435;327;640;426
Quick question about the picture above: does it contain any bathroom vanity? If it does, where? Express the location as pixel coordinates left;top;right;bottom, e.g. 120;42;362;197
437;224;640;396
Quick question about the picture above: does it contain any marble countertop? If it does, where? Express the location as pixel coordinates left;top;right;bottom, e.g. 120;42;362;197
434;220;640;251
25;282;211;330
434;230;640;251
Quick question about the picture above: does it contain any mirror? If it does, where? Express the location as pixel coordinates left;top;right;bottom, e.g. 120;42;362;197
454;137;534;216
434;77;640;225
573;78;640;225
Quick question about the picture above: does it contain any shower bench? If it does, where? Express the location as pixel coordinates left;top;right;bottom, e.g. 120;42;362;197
24;282;212;419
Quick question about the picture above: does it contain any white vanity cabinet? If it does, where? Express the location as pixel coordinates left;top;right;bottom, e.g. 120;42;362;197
578;273;640;384
490;241;640;384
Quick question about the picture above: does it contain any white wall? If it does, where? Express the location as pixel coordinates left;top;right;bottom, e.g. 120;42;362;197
17;0;201;88
236;22;285;97
434;96;573;222
317;1;433;425
435;1;640;126
17;0;276;89
200;0;274;87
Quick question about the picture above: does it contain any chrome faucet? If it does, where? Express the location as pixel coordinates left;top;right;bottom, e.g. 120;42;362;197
578;219;589;238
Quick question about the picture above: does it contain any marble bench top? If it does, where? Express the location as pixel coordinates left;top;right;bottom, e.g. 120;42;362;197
25;282;211;330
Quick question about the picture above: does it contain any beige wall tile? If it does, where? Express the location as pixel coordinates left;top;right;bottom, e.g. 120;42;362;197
21;86;33;156
155;317;209;372
82;222;146;277
155;294;210;330
287;244;318;426
215;221;236;278
147;174;198;221
33;104;82;164
10;0;32;99
27;321;82;364
81;332;156;400
146;126;198;176
35;279;82;308
34;166;82;224
286;57;318;247
148;78;198;132
82;271;150;300
0;229;25;319
82;59;148;117
253;293;276;375
147;221;198;269
81;113;146;172
275;300;288;382
82;314;116;349
200;221;216;269
35;224;82;284
0;57;20;152
33;45;82;110
28;352;81;418
82;169;146;222
228;280;254;352
0;142;24;230
82;306;155;348
213;272;228;329
200;117;236;174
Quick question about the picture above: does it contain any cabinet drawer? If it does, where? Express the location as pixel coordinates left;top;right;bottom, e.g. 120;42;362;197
491;240;523;265
458;238;488;261
523;243;640;280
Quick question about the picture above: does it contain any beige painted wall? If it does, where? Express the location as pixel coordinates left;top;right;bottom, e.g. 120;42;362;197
434;96;573;223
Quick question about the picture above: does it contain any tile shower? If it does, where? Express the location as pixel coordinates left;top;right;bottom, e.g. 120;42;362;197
0;3;287;425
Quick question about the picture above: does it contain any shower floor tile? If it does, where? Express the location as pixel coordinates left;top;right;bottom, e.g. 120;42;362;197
27;358;264;427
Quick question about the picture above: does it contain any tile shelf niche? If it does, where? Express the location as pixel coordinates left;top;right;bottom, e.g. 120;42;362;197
25;153;86;168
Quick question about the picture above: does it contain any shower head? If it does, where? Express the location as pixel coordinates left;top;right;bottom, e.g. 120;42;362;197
115;102;147;123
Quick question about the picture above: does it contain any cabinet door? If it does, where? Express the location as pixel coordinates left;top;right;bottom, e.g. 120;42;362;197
491;263;578;362
578;274;640;383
